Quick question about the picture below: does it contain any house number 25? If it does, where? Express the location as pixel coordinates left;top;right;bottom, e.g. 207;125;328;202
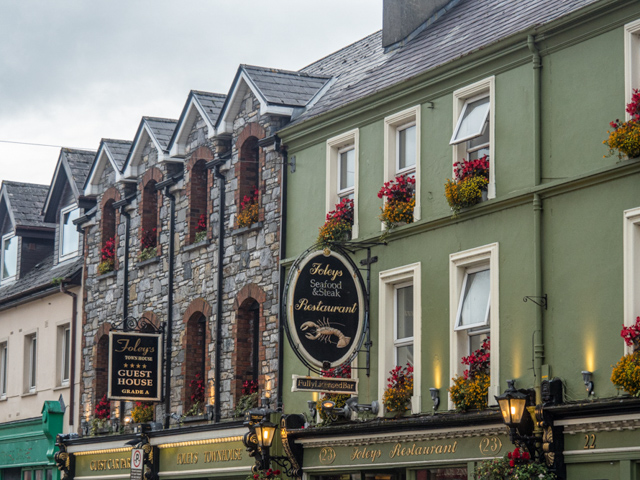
583;433;596;449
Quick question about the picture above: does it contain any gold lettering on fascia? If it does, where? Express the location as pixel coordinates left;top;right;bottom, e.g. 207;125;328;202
89;458;131;471
175;449;243;466
350;441;459;463
294;299;357;314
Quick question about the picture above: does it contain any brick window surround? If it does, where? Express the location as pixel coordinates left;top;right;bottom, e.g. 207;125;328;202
93;322;112;407
235;123;266;227
101;187;121;270
181;298;212;408
232;284;266;404
139;168;163;256
186;147;214;244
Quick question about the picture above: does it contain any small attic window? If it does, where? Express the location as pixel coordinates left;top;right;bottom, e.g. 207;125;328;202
1;233;17;282
60;205;80;261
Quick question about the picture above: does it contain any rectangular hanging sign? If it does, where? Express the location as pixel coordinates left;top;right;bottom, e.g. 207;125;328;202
291;375;358;394
108;331;163;401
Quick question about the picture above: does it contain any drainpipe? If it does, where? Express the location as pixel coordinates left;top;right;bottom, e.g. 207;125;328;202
528;34;544;403
59;281;77;430
113;194;133;426
207;159;226;423
156;174;181;428
277;141;287;408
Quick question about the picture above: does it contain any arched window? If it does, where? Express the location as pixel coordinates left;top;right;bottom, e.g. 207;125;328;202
188;159;209;244
181;299;212;411
99;197;117;274
141;179;158;252
234;298;260;402
235;123;265;228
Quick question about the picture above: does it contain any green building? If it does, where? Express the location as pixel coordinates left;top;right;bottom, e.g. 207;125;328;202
275;0;640;479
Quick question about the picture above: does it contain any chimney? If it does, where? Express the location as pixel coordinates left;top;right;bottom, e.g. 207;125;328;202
382;0;452;49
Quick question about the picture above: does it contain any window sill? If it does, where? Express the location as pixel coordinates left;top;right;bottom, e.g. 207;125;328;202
54;385;69;391
182;238;210;253
181;414;207;424
233;222;263;236
137;256;160;268
0;396;6;402
97;270;117;281
21;391;37;397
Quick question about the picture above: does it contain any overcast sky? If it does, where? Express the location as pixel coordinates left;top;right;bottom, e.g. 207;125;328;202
0;0;382;187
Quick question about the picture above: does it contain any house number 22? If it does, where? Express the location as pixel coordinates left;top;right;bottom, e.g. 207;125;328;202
583;433;596;449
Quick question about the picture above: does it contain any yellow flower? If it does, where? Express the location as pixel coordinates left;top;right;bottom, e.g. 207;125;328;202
237;202;259;227
605;120;640;159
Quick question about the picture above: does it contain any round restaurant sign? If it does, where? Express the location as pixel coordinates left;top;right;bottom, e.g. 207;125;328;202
285;247;367;371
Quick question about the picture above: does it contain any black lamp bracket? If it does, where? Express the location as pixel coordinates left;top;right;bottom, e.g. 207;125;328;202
523;294;548;310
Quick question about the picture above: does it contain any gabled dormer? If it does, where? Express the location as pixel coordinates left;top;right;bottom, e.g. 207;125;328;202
215;65;331;135
168;91;226;158
84;139;133;196
0;181;54;284
42;148;96;265
122;117;178;178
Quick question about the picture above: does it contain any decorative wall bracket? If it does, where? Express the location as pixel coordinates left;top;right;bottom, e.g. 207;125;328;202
523;294;547;310
110;315;165;334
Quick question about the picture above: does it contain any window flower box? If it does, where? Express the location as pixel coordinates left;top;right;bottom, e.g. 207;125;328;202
378;175;415;230
605;89;640;159
317;198;354;246
444;156;489;217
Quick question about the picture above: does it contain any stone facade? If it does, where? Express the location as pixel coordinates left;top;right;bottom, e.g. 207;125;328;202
79;90;283;425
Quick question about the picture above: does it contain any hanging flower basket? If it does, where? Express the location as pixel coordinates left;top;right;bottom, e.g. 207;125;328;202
98;236;115;275
611;316;640;396
474;447;556;479
449;337;490;411
382;363;413;416
194;213;207;243
238;187;259;228
604;89;640;159
317;198;353;245
378;175;415;230
444;156;489;217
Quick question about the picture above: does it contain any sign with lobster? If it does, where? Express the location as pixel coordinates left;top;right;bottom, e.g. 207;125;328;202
284;247;366;371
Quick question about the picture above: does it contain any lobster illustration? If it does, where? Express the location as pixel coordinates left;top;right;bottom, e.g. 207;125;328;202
300;318;351;348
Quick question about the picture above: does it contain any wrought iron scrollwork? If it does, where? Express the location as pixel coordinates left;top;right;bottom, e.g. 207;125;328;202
54;434;74;480
110;315;164;334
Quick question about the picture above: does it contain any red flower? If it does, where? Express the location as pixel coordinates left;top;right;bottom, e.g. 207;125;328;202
141;228;157;250
196;214;207;233
509;460;515;467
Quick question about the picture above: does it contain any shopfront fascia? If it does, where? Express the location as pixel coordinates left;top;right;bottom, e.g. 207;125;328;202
0;402;64;480
64;425;254;480
549;402;640;480
290;419;509;480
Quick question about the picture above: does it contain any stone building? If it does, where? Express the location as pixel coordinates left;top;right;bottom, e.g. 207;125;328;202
77;65;331;432
0;148;93;480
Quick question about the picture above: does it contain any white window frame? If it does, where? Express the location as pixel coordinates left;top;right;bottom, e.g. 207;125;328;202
449;243;499;408
378;263;421;415
393;281;414;366
384;105;421;224
26;334;37;393
625;19;640;119
454;265;491;331
59;204;80;262
58;324;71;386
337;145;355;200
624;206;640;354
452;77;495;199
0;341;7;398
326;129;359;238
1;232;18;283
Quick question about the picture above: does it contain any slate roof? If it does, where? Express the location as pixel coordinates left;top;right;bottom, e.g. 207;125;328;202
63;148;96;194
192;91;227;125
0;255;82;308
293;0;600;123
242;65;331;107
144;117;178;151
102;139;132;171
2;181;52;229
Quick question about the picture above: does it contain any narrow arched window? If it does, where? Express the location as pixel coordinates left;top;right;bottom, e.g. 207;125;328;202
234;298;260;401
189;159;208;243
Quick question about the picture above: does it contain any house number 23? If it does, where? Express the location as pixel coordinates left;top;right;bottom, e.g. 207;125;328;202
583;433;596;449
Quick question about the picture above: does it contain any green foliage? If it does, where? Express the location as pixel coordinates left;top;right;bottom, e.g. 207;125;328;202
138;246;157;262
234;392;259;418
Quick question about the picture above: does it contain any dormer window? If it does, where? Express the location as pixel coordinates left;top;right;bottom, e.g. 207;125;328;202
60;205;80;261
1;233;17;282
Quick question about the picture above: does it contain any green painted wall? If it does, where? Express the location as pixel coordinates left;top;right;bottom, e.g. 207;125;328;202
280;1;640;468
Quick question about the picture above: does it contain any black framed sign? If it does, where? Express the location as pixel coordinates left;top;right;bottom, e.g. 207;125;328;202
108;331;162;401
284;247;367;371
